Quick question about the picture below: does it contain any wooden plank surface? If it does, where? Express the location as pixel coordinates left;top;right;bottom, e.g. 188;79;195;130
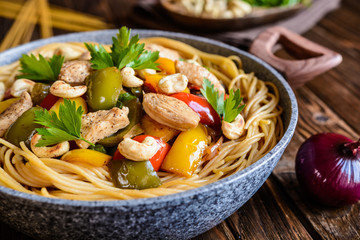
0;0;359;239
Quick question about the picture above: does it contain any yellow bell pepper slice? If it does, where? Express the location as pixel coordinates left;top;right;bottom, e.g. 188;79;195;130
0;98;19;114
50;97;88;116
144;73;165;92
156;57;176;75
161;124;208;177
182;87;190;93
61;149;112;167
141;114;180;142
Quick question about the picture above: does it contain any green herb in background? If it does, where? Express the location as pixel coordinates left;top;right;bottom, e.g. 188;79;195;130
242;0;301;7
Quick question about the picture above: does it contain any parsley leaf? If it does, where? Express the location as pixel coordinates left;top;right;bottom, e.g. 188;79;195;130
17;54;64;82
201;78;245;123
84;43;113;70
85;26;159;71
200;78;224;116
129;49;160;70
223;87;245;122
34;99;94;147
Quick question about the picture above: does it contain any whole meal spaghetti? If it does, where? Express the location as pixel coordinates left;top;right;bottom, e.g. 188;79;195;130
0;27;283;200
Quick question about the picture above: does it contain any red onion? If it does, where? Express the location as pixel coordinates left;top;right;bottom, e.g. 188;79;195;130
295;133;360;207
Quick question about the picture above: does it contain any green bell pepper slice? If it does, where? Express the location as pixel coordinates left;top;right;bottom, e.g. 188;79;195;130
86;67;123;111
30;83;50;106
109;159;161;190
4;106;43;147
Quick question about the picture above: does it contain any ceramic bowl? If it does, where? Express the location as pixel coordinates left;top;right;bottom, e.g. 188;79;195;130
0;29;298;240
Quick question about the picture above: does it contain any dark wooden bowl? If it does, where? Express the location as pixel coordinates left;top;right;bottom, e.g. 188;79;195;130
160;0;306;31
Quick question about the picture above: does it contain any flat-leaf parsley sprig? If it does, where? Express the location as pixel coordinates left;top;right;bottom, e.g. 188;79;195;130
201;78;245;123
84;26;159;71
34;99;94;147
17;54;64;82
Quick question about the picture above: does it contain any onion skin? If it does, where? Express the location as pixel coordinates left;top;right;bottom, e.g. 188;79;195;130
295;133;360;207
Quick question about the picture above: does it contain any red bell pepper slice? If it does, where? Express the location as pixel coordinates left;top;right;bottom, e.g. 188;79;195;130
113;149;123;161
171;92;221;131
112;135;170;171
40;93;59;110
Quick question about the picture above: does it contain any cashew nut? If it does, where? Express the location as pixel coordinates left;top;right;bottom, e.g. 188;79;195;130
121;67;144;87
222;10;234;19
30;133;70;158
0;82;5;101
118;137;158;161
221;114;245;140
50;80;87;98
10;79;35;97
136;68;156;79
231;1;252;17
158;73;188;94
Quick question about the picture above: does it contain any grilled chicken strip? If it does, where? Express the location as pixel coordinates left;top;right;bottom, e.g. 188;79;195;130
76;107;130;149
145;43;181;61
0;92;33;137
58;60;92;84
142;93;200;131
175;60;225;94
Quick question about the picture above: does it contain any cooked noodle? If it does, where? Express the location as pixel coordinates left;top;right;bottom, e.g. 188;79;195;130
0;39;282;200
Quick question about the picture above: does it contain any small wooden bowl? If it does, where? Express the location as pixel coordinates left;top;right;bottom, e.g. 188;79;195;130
160;0;306;31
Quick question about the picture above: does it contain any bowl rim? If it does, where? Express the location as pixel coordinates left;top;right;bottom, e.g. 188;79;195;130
0;29;298;208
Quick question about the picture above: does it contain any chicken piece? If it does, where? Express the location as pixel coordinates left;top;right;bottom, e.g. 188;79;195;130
175;60;225;94
0;92;33;137
142;93;200;131
76;107;130;149
144;43;181;61
58;60;92;84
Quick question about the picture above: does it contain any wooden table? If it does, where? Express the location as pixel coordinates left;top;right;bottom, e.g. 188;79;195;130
1;0;359;239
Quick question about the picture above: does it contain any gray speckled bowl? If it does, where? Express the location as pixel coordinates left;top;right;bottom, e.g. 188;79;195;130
0;30;298;240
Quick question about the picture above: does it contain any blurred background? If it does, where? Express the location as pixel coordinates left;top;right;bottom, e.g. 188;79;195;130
0;0;340;51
